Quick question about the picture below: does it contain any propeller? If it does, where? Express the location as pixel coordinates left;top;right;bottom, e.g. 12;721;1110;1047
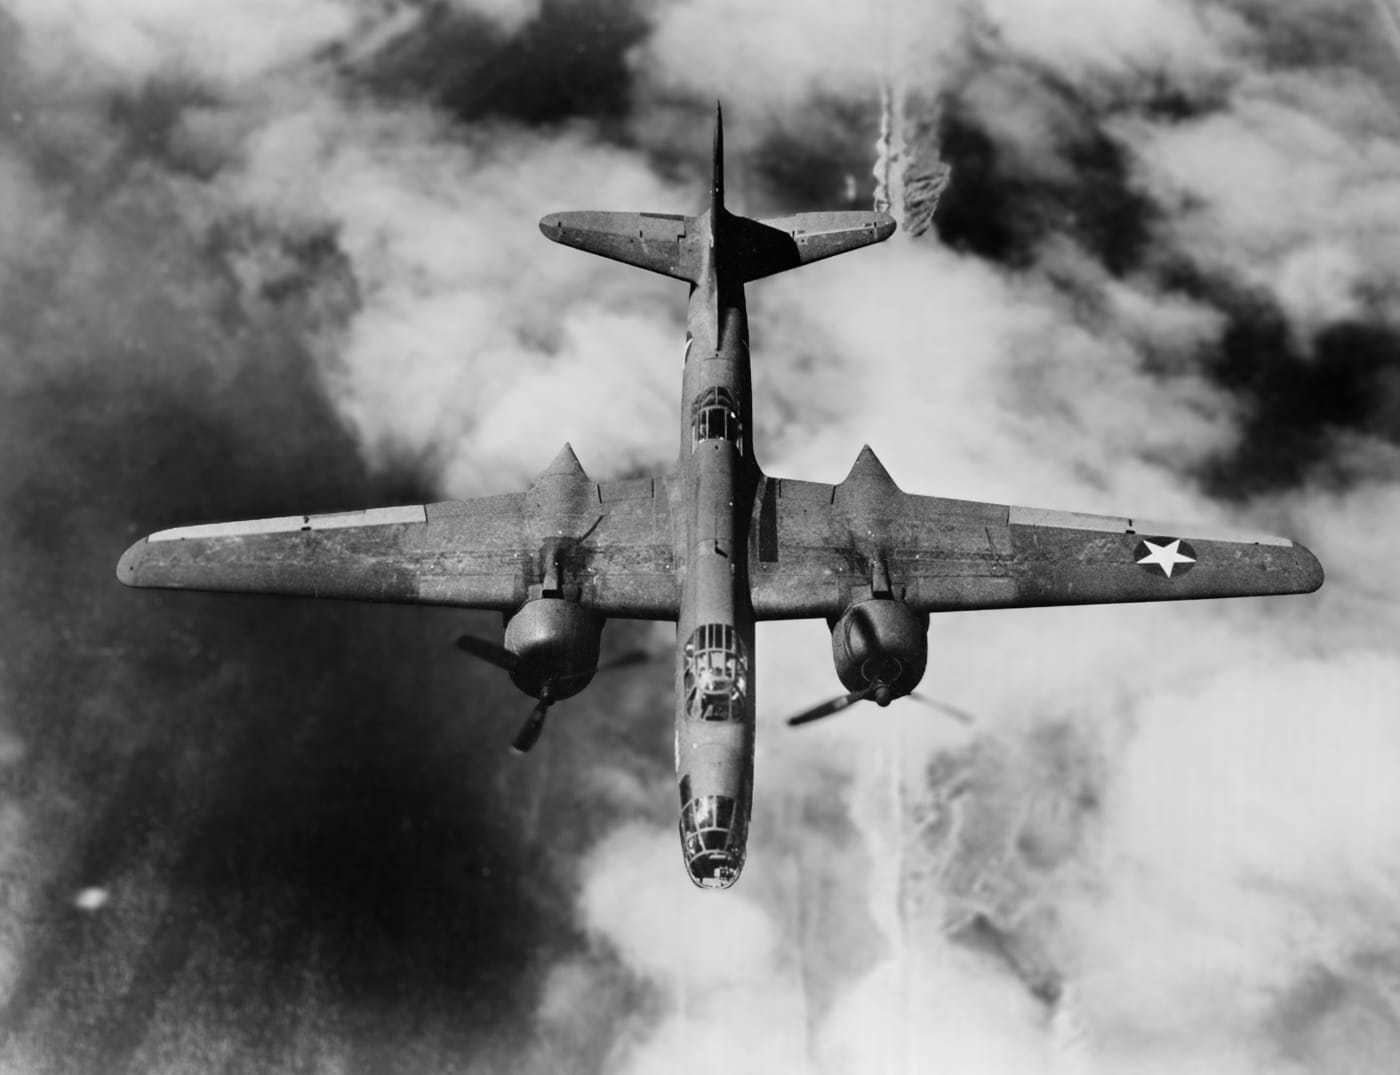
909;693;976;726
456;636;653;677
595;648;652;674
512;694;553;754
786;688;976;728
786;686;876;726
455;634;517;672
457;634;656;752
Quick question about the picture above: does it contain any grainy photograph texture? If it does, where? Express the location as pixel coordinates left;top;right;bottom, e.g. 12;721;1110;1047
0;2;1396;1073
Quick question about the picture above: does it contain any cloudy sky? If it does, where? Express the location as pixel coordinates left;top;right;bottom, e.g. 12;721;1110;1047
1;1;1399;1072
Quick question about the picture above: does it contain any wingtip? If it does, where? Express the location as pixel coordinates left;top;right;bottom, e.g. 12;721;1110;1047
116;537;146;587
1294;540;1325;593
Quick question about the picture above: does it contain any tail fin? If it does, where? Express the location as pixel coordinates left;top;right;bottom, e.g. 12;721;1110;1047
539;103;895;284
712;100;725;219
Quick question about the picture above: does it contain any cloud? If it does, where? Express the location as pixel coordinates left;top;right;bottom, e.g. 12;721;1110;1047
1063;651;1400;1071
1116;74;1400;338
4;0;355;87
975;0;1247;89
3;0;1400;1072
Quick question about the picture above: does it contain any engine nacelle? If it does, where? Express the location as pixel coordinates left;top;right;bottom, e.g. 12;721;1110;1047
503;598;603;702
830;598;928;705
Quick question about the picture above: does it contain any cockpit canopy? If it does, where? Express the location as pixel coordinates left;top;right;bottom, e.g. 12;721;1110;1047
690;386;743;454
682;623;748;722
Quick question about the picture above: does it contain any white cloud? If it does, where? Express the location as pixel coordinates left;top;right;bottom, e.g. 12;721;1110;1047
1118;76;1400;338
5;0;354;86
974;0;1246;88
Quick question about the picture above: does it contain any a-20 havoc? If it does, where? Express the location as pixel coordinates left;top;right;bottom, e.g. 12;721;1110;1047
118;106;1323;890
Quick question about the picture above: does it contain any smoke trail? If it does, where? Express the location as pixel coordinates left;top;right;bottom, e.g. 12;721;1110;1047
873;82;894;217
873;0;952;235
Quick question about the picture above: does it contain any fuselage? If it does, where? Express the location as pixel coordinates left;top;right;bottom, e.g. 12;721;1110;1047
673;209;760;889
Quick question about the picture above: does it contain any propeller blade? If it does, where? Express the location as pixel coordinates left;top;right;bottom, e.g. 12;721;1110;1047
511;699;551;754
786;687;874;727
596;648;653;675
456;634;517;672
909;693;976;725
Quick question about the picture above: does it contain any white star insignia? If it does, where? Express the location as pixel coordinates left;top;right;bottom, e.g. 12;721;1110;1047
1136;538;1196;578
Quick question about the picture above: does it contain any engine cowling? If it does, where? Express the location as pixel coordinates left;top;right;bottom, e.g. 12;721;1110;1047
830;598;928;706
503;598;603;702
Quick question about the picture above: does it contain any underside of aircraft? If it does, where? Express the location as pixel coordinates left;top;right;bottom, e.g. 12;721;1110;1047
118;105;1322;890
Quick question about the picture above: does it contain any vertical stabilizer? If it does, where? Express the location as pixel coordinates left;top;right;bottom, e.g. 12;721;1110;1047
712;101;725;219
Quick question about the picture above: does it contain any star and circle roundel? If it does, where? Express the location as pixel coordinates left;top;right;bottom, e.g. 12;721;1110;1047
1133;536;1197;578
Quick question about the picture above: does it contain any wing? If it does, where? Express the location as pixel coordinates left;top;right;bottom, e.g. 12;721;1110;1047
749;455;1322;620
118;474;680;620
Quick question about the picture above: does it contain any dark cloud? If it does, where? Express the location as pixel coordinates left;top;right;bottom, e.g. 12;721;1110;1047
1200;307;1400;497
345;0;650;130
932;69;1157;272
747;95;881;213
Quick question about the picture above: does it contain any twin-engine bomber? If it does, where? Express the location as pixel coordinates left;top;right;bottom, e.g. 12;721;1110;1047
118;106;1323;890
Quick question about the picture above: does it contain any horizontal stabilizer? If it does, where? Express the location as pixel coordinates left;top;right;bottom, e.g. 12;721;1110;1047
729;211;896;282
539;211;701;283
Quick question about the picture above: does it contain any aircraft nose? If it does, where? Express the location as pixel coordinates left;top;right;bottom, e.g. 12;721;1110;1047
679;793;747;890
686;850;743;890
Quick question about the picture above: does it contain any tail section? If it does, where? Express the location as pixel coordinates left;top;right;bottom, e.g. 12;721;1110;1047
539;103;895;284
